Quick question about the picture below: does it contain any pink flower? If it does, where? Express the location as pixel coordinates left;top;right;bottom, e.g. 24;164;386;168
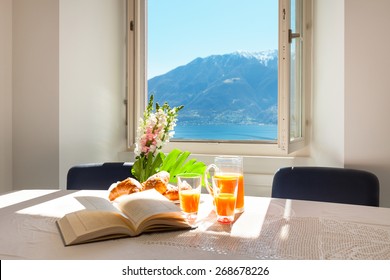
134;95;183;158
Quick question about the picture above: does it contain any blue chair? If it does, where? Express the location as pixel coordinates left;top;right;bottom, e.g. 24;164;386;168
271;166;380;207
67;162;134;190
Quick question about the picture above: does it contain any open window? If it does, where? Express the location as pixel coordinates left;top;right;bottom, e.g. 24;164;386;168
126;0;312;156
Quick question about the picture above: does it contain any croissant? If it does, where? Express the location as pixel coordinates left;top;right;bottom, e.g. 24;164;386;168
163;184;179;201
108;177;143;201
142;171;170;195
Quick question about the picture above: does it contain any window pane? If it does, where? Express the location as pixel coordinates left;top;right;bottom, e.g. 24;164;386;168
290;0;303;141
147;0;278;142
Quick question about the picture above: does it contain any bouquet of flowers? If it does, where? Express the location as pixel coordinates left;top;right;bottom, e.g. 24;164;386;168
131;95;205;183
134;95;183;159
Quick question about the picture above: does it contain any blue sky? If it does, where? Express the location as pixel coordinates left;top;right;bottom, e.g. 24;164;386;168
148;0;278;78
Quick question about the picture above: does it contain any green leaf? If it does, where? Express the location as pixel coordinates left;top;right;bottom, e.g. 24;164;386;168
147;152;164;177
131;159;139;177
159;149;182;170
131;156;144;182
159;149;207;184
131;149;206;185
131;152;164;182
167;151;191;175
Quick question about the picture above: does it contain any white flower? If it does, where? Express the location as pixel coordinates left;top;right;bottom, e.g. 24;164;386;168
134;95;183;159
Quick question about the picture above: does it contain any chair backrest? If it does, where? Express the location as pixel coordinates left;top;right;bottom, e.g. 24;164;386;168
271;167;380;207
67;162;134;190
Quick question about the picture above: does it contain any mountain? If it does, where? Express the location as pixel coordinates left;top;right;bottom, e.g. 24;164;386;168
148;50;278;125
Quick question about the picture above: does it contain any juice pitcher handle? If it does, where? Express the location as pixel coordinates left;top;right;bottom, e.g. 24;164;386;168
204;164;219;196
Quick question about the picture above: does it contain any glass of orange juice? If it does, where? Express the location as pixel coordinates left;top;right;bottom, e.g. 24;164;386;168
211;175;239;224
205;156;244;213
177;173;202;221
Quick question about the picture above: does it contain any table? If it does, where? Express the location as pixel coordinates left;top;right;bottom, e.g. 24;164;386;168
0;189;390;260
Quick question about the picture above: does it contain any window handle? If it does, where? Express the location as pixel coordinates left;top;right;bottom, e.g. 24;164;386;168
288;29;300;44
124;99;128;126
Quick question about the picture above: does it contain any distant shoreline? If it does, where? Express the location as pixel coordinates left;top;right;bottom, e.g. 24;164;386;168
173;123;277;141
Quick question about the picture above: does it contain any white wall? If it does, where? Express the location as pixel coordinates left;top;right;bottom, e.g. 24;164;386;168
0;0;13;194
311;0;345;167
12;0;60;190
310;0;390;207
4;0;126;191
59;0;127;188
344;0;390;207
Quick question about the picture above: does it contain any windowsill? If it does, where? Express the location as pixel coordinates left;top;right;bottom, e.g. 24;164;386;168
119;149;313;171
126;139;311;157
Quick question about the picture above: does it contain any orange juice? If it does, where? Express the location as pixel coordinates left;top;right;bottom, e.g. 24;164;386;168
214;193;236;217
215;173;244;212
179;189;200;214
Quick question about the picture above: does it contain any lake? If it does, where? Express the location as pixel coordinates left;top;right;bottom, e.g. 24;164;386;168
172;124;277;141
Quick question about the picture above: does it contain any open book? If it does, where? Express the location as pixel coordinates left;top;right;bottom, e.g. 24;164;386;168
57;189;192;246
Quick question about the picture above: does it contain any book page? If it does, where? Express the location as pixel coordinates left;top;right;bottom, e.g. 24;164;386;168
117;189;186;231
74;196;120;212
57;210;134;246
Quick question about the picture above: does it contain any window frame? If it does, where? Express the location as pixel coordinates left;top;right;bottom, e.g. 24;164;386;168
126;0;312;157
278;0;312;154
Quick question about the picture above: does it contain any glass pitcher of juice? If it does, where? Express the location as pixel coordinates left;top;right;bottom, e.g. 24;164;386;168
205;156;244;213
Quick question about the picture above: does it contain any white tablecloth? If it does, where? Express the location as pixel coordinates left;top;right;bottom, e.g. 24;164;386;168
0;189;389;259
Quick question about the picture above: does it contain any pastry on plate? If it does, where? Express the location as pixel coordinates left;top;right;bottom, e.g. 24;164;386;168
142;171;170;194
163;184;179;201
108;177;143;201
